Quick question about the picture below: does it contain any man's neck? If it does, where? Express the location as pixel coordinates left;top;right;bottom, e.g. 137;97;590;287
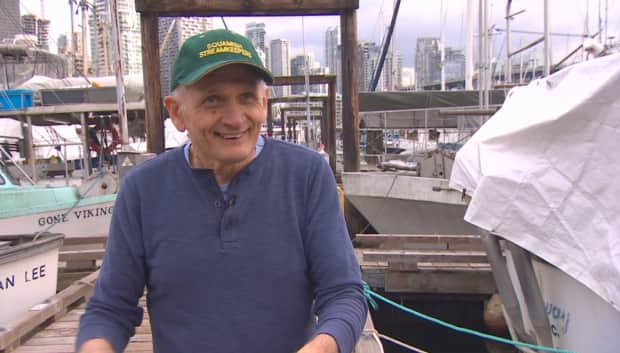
189;145;255;185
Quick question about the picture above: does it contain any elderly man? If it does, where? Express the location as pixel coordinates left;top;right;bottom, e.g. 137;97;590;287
76;29;367;353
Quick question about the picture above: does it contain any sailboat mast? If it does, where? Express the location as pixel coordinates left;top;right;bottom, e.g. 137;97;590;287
478;0;489;108
543;0;551;76
505;0;512;83
80;1;88;76
440;0;445;91
69;1;76;76
108;0;128;146
465;0;474;90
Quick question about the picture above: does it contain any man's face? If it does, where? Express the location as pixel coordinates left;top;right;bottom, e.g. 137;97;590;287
166;64;269;168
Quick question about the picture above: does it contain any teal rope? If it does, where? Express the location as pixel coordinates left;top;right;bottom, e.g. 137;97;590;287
363;284;577;353
363;282;378;310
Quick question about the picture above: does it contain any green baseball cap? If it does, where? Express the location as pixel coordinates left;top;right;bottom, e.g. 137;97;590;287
170;29;273;91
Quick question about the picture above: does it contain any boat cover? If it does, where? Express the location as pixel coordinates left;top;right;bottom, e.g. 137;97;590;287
450;53;620;312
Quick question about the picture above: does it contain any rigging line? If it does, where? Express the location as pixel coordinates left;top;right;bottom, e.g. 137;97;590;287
377;333;429;353
0;145;36;185
494;28;591;38
369;0;401;92
370;0;387;45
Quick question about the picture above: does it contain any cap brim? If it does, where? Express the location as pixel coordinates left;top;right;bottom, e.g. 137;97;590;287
179;61;274;87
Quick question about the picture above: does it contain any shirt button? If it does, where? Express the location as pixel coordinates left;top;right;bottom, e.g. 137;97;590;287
214;201;222;208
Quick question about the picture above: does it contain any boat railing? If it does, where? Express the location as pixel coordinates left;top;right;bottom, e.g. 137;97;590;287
478;228;553;348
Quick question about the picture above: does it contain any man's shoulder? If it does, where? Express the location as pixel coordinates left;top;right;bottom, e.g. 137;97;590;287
266;138;323;163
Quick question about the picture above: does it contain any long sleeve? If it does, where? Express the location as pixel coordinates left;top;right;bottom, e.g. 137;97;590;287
303;157;368;353
76;175;146;353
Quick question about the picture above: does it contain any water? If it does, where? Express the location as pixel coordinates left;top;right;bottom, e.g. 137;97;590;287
370;291;498;353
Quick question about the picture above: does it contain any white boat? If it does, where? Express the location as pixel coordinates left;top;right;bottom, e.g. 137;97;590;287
0;161;115;238
342;171;477;235
0;233;64;326
451;53;620;352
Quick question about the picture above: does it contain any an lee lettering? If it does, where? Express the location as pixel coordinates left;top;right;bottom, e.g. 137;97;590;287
24;265;46;282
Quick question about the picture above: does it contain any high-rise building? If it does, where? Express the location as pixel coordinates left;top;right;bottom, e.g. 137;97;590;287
246;22;268;69
21;14;37;34
159;17;213;97
36;18;50;50
72;31;85;76
358;41;380;92
324;27;340;75
57;34;68;54
245;22;266;53
269;39;291;97
290;53;314;95
20;14;50;50
71;31;84;55
324;26;341;94
383;49;402;91
0;0;20;42
445;47;465;82
415;37;441;90
89;0;143;76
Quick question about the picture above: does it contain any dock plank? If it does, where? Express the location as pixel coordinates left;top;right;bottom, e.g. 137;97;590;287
355;234;496;294
362;249;488;263
355;233;484;251
10;272;379;353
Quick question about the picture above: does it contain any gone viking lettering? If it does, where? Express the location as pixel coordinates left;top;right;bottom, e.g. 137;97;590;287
37;213;68;226
73;206;114;219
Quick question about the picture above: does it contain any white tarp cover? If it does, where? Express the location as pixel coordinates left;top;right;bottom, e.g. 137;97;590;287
450;53;620;312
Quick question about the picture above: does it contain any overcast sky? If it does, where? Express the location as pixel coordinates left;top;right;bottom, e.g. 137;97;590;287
21;0;620;68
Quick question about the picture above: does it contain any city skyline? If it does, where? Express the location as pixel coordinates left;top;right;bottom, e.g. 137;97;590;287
17;0;620;69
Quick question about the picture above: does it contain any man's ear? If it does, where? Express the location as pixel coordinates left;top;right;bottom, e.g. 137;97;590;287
261;85;269;107
164;95;186;132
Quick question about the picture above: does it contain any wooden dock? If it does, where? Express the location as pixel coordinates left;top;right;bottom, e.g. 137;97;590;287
2;270;381;353
356;234;496;295
1;233;492;352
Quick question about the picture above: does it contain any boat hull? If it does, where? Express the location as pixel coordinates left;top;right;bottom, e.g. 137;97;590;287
342;172;477;235
531;259;620;353
0;200;114;238
0;234;63;325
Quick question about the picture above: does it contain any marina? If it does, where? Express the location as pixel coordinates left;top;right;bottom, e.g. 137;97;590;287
1;0;619;352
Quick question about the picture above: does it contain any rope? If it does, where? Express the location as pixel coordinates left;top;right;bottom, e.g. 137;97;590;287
378;333;428;353
363;284;577;353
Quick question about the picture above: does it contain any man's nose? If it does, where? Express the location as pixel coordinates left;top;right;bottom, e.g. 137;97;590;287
220;102;245;125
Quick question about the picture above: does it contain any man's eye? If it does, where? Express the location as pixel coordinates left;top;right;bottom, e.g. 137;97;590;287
203;96;219;104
